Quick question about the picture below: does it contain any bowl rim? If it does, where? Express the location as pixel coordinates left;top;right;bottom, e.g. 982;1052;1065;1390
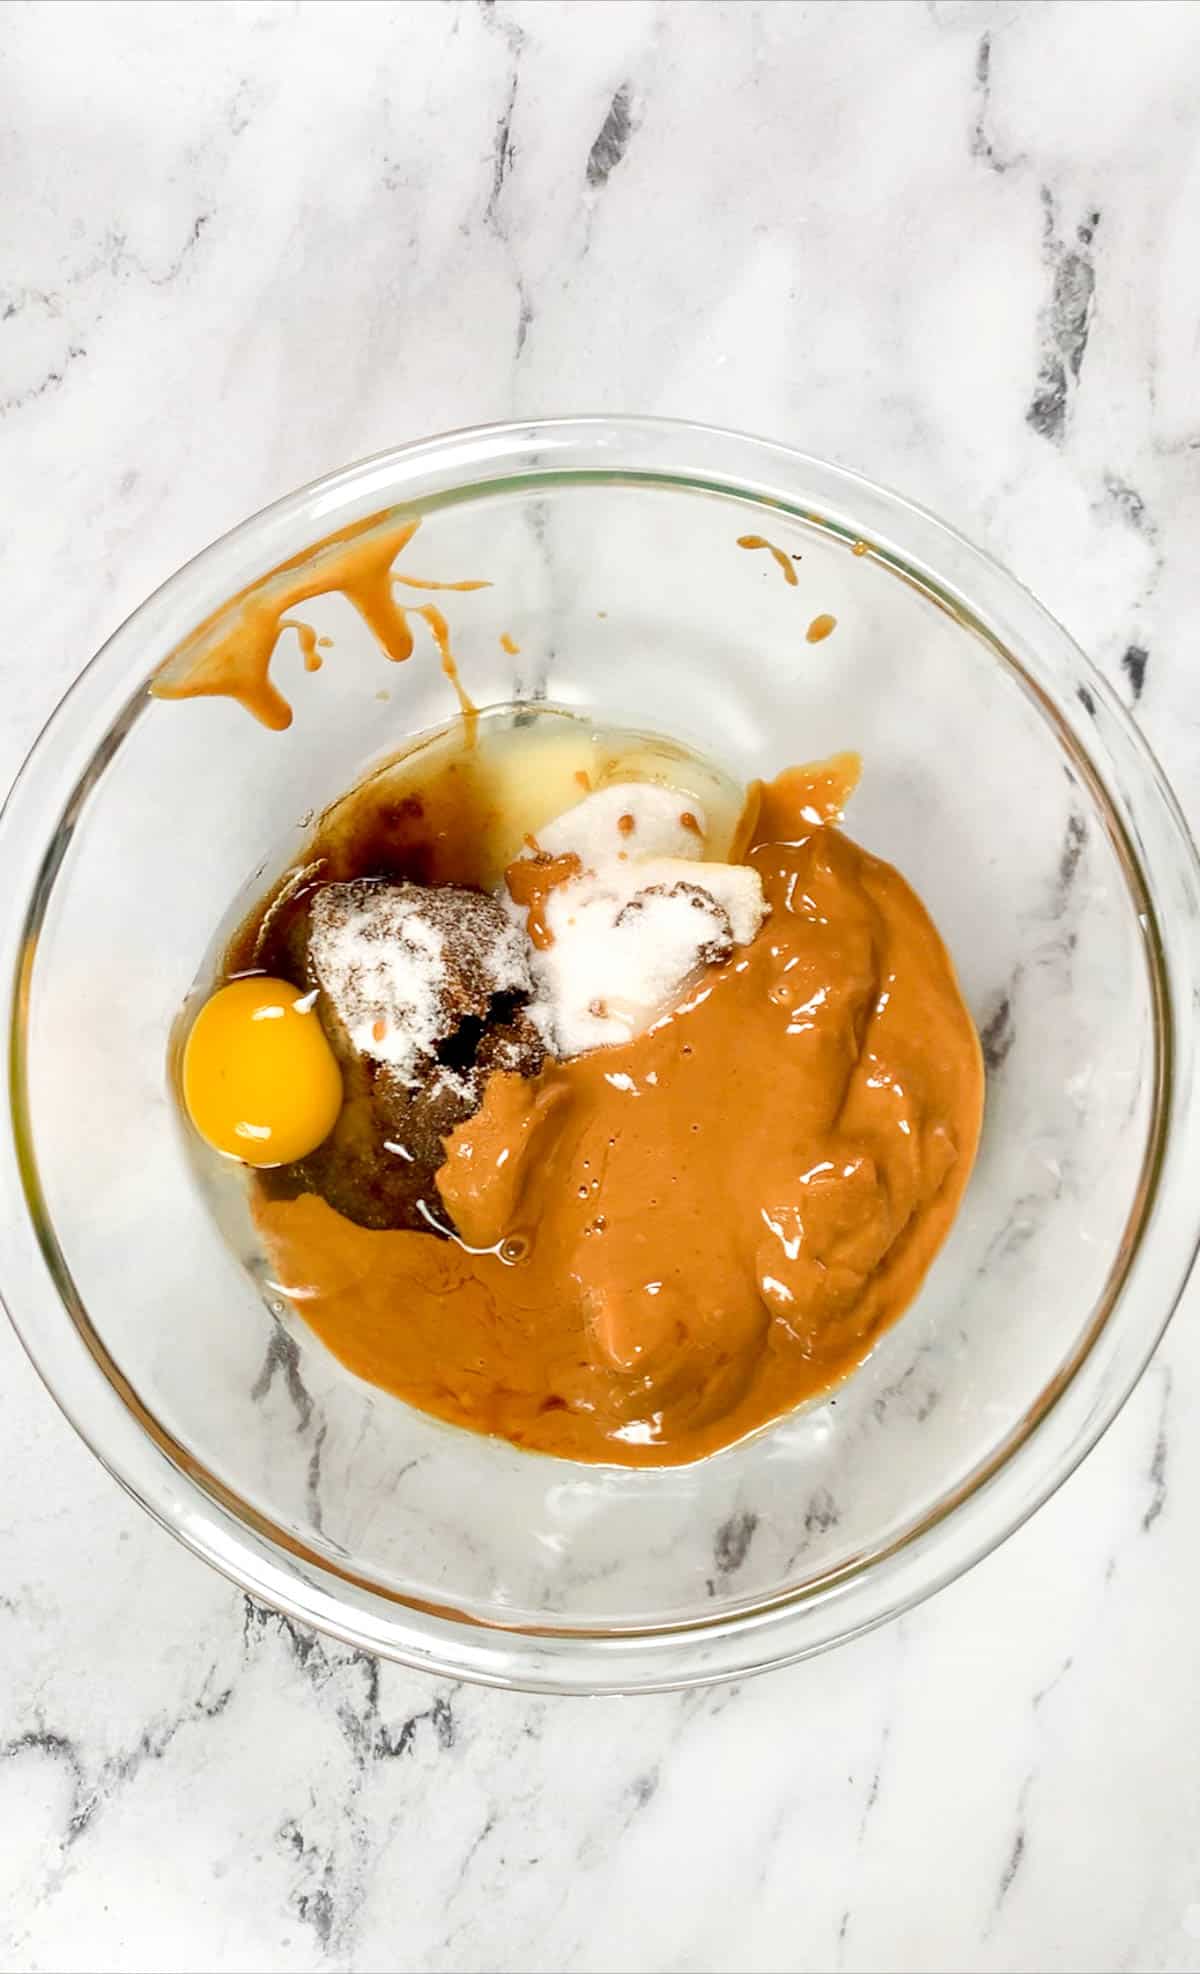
3;413;1199;1694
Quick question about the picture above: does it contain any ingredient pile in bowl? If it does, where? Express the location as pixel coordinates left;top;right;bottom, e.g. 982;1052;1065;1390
179;711;984;1466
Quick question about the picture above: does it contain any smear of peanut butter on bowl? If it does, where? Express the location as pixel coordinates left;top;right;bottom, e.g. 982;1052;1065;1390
153;511;487;733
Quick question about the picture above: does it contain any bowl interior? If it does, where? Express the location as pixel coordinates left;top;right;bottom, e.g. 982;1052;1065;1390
15;468;1160;1634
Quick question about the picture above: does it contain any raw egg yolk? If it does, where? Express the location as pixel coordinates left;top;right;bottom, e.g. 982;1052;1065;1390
183;976;342;1167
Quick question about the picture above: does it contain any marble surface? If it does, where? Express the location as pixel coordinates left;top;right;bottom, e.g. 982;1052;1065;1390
4;1;1200;1968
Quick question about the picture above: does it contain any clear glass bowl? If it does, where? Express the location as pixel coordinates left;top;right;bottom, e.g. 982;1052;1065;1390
2;417;1199;1694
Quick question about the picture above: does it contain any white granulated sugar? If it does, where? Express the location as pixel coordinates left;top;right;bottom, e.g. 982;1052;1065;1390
518;852;768;1057
308;777;768;1081
484;917;535;995
537;782;708;865
309;888;450;1087
622;857;766;945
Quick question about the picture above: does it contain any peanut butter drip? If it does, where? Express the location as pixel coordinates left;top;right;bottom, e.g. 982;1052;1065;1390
736;534;800;586
255;759;983;1467
503;850;584;950
152;511;486;731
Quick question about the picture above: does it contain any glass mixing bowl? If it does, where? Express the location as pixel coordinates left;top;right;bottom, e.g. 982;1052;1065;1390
2;418;1198;1694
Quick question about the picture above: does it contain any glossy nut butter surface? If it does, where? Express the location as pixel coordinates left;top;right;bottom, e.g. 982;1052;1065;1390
254;752;983;1467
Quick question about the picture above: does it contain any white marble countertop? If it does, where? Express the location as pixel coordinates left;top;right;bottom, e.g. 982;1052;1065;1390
4;2;1200;1968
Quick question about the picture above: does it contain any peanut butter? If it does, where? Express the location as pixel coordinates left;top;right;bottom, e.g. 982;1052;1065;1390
503;850;584;950
736;534;800;586
152;511;486;731
255;758;983;1467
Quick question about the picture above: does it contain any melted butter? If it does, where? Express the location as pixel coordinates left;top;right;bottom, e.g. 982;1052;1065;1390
253;757;983;1467
299;714;744;900
152;511;488;731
